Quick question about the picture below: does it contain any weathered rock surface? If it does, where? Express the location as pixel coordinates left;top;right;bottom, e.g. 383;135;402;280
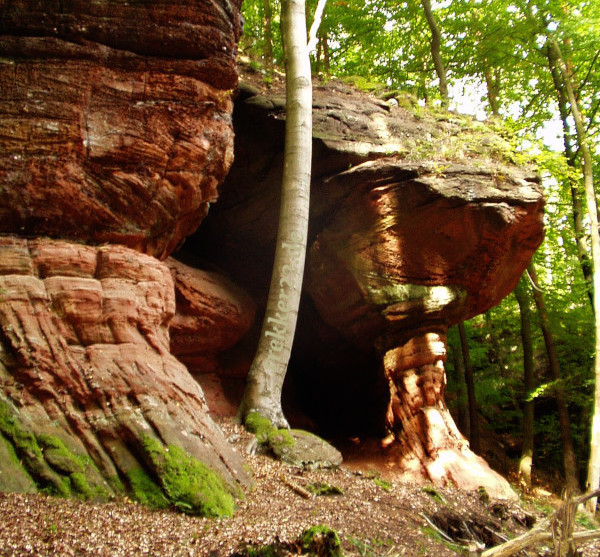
167;257;257;415
168;258;256;369
0;0;243;259
188;71;545;498
0;237;249;502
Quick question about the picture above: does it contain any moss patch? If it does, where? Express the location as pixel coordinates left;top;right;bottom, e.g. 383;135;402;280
244;412;277;444
300;525;344;557
0;400;108;500
237;525;344;556
307;482;344;496
141;435;235;517
125;466;169;509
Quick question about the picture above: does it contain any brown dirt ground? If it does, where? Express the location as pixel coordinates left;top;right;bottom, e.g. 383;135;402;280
0;416;599;557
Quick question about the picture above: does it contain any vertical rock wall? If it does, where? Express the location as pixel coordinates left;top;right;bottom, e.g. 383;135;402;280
0;0;251;510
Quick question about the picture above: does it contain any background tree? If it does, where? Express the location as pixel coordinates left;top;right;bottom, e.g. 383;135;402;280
515;275;535;487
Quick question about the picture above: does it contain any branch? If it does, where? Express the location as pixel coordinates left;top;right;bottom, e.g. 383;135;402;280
481;489;600;557
279;474;313;499
307;0;327;54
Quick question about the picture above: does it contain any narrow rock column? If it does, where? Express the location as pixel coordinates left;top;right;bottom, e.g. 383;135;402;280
382;331;517;499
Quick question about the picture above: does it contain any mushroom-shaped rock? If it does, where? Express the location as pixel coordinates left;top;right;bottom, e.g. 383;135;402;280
0;237;249;509
191;72;544;498
0;0;243;259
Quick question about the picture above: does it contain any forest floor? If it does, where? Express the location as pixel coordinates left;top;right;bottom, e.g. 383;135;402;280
0;417;599;557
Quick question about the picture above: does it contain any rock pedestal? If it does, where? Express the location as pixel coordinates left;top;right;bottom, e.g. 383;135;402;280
190;72;546;496
381;332;515;500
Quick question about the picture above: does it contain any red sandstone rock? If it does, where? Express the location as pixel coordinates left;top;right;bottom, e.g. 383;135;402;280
0;0;242;258
190;75;545;497
168;258;256;360
0;237;249;497
305;161;544;347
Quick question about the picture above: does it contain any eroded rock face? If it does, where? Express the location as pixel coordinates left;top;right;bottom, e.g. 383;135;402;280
0;0;243;259
306;161;544;348
167;258;257;415
0;237;248;500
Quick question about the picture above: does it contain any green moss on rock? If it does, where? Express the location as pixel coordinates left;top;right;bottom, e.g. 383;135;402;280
141;435;235;517
125;466;169;509
0;400;108;500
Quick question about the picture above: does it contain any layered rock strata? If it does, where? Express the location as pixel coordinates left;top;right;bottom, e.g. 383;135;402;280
0;238;248;504
0;0;250;509
0;0;243;259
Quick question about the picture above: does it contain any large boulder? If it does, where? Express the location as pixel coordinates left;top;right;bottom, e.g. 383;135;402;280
0;0;250;511
167;258;257;415
0;0;243;259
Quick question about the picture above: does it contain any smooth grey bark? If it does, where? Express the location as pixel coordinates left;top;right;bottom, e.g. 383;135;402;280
514;275;534;487
237;0;313;428
420;0;449;106
528;264;580;492
548;38;600;512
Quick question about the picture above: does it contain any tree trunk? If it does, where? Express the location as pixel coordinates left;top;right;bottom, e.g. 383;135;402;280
528;264;581;492
514;275;535;487
547;43;594;308
484;311;509;378
263;0;274;70
548;38;600;513
237;0;313;427
449;327;470;437
483;62;500;116
459;321;480;453
420;0;449;106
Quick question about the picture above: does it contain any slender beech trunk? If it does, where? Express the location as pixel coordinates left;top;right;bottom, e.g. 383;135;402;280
450;328;470;437
482;58;501;117
263;0;274;70
548;38;600;512
547;44;594;308
514;275;535;487
420;0;448;106
237;0;313;428
458;322;480;453
528;264;581;492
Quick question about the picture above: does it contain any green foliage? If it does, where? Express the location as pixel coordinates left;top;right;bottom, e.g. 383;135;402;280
306;482;344;496
141;435;235;517
300;525;343;557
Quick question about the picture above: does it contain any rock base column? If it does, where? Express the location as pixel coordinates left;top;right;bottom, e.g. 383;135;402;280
382;331;516;500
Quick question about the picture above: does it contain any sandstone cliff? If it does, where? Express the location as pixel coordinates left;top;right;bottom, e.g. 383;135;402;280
0;0;545;505
0;0;250;512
